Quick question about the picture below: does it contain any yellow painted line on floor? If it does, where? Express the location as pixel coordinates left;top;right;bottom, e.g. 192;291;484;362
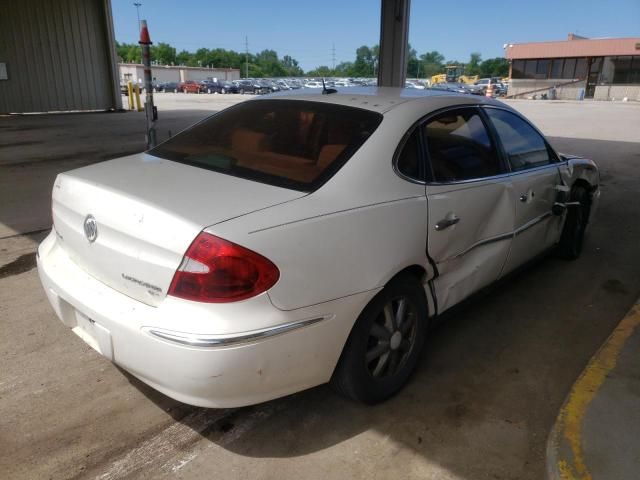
555;301;640;480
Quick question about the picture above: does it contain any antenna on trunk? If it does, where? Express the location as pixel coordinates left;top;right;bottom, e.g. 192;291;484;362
322;78;337;95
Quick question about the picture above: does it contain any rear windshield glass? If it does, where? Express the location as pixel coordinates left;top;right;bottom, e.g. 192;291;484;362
149;99;383;191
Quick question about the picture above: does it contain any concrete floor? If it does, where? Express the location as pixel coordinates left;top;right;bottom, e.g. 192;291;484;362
1;96;639;480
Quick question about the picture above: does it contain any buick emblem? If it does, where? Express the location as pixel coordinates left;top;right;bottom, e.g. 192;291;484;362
83;215;98;243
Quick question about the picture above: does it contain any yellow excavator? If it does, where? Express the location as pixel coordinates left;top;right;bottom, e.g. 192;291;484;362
431;65;478;85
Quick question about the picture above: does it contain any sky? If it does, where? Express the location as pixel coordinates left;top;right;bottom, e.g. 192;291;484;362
112;0;640;71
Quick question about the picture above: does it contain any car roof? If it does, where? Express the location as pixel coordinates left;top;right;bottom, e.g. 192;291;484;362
258;86;499;114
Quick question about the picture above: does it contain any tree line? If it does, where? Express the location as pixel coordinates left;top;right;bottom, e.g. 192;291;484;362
116;42;304;78
116;41;509;79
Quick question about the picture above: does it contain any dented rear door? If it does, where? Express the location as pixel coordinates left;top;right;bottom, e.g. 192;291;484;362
426;179;514;312
422;106;514;313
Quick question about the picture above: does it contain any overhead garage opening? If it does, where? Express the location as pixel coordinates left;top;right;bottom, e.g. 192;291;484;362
0;0;413;114
0;0;121;114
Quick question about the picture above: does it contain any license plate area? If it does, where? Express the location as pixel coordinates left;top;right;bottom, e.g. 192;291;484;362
72;311;114;361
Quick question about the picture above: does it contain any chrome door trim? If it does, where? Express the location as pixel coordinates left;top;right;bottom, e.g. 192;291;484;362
514;211;553;237
439;211;553;263
442;231;514;263
144;315;332;348
426;162;564;188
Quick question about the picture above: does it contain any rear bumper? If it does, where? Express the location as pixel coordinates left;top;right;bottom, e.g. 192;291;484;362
37;231;375;407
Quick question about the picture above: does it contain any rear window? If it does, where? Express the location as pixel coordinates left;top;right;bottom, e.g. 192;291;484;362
149;99;383;191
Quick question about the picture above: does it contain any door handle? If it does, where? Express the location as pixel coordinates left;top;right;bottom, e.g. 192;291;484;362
435;215;460;231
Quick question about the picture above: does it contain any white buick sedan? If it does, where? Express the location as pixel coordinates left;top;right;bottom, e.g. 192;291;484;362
38;89;600;407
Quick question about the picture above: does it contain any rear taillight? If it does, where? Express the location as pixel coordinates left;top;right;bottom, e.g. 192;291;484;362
168;232;279;303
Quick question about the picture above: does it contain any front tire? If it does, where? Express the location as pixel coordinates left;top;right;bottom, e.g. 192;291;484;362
558;185;590;260
331;275;428;404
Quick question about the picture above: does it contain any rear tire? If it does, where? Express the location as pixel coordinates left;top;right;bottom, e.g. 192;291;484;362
557;185;590;260
331;275;428;404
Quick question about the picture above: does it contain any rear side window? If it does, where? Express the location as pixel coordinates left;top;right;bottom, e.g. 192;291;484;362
396;130;422;180
149;99;382;191
424;108;501;182
485;108;553;171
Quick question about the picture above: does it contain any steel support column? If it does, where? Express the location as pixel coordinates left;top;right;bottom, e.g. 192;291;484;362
377;0;411;88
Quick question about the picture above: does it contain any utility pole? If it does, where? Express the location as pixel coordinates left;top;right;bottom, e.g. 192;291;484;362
244;36;249;78
331;43;336;71
133;3;142;30
134;3;142;64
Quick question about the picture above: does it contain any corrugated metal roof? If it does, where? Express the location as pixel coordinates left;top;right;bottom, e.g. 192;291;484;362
505;37;640;59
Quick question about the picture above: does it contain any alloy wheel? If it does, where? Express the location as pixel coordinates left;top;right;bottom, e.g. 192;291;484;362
365;296;418;378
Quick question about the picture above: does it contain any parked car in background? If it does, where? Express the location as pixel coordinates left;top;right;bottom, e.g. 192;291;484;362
234;79;266;94
140;81;163;93
473;78;503;96
156;81;180;93
492;77;508;96
38;88;599;408
405;80;426;89
259;80;280;93
219;81;238;94
430;82;481;95
304;81;323;88
179;80;203;94
199;80;231;94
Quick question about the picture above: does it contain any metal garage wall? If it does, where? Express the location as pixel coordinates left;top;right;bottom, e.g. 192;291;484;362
0;0;120;113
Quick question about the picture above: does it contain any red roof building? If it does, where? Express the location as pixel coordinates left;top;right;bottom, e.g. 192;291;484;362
504;34;640;100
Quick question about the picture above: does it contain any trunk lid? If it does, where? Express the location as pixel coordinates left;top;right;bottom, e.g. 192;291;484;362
52;153;303;306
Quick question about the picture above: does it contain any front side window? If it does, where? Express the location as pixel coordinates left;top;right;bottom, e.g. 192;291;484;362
149;100;382;191
485;109;552;171
424;108;502;182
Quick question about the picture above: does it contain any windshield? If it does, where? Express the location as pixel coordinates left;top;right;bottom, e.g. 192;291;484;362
149;99;383;192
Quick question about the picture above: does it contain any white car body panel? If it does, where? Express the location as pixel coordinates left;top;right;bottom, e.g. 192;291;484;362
51;156;303;306
38;231;377;407
37;88;600;407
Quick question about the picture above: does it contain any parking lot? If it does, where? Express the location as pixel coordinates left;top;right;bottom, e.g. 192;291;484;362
1;97;640;480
